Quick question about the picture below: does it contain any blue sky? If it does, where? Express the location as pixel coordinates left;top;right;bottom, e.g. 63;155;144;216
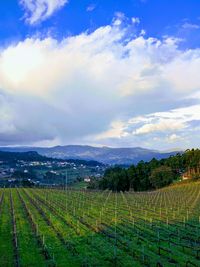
0;0;200;149
1;0;200;47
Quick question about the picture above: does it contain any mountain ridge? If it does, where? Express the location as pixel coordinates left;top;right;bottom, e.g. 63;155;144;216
0;145;181;165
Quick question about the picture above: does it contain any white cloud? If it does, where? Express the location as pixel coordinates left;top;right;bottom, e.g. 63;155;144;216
112;12;126;26
133;119;185;135
86;4;96;12
95;121;129;140
95;104;200;149
20;0;68;25
132;17;140;24
140;29;146;36
167;134;181;143
131;105;200;135
0;21;200;147
182;22;200;30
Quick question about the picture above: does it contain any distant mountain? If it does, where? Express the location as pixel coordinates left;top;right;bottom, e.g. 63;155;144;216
0;145;181;165
0;150;104;167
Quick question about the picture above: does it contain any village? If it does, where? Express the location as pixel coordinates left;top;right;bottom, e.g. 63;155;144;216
0;158;105;187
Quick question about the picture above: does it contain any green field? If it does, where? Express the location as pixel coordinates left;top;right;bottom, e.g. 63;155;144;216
0;182;200;266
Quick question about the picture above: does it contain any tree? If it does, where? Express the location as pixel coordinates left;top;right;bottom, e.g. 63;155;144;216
99;167;129;192
98;149;200;191
149;166;174;189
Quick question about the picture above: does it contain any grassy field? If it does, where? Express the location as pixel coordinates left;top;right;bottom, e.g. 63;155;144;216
0;182;200;266
71;181;88;189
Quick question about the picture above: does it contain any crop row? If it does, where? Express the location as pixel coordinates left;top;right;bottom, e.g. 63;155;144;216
0;181;200;266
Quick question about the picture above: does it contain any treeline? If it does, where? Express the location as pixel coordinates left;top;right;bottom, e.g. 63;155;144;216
90;149;200;192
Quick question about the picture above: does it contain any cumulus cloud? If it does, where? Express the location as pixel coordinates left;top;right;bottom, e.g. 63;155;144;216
98;105;200;149
131;105;200;138
0;20;200;148
20;0;68;25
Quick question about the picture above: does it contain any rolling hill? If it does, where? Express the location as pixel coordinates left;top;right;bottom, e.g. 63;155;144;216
0;145;181;165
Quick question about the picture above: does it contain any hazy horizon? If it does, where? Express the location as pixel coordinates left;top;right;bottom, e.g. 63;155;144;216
0;143;185;153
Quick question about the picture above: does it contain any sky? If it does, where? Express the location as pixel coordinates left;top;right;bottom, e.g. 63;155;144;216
0;0;200;150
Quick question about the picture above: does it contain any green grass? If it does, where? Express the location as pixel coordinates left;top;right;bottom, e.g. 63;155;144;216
71;181;88;189
0;191;14;266
12;190;47;267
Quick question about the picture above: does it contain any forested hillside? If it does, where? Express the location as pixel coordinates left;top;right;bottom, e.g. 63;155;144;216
0;151;48;162
95;149;200;191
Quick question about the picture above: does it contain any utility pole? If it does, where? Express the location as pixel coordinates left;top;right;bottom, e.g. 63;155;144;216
65;170;68;192
65;169;68;211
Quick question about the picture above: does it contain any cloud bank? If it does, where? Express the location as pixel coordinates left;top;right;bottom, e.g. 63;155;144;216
0;19;199;148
